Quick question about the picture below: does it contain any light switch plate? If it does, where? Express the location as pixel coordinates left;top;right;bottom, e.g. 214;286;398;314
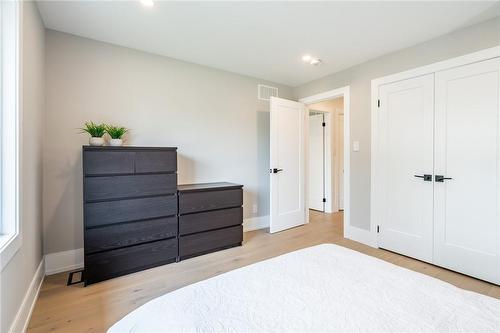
353;141;360;152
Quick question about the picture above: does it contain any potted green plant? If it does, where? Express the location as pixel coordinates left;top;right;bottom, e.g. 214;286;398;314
81;122;106;146
105;125;128;146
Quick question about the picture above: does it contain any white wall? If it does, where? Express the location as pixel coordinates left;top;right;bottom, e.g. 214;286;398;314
44;30;293;255
294;16;500;231
1;2;45;332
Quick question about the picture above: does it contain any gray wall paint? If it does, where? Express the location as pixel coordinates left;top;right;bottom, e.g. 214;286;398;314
1;2;45;332
44;30;293;255
294;16;500;231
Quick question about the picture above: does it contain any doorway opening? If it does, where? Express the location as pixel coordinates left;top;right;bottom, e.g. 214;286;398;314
299;86;350;239
307;97;344;214
268;86;349;236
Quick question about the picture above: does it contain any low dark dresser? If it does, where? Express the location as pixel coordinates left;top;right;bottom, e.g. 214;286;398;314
83;146;178;285
178;183;244;260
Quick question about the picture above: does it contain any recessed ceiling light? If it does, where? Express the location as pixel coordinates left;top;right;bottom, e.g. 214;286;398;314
140;0;154;7
310;58;322;66
302;54;322;66
302;54;312;62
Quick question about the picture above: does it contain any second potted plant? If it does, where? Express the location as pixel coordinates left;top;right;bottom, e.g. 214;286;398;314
106;125;128;146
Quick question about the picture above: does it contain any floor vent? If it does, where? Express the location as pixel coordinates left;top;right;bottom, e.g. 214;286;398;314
258;84;278;101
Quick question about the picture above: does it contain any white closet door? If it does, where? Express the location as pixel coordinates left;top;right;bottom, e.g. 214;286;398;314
434;57;500;284
378;74;434;263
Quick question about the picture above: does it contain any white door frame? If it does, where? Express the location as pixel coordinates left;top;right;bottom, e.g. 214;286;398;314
371;45;500;247
299;86;350;237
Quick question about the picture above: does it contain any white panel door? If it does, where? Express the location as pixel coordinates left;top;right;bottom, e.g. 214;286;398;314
337;113;344;210
270;97;307;233
378;74;435;263
309;114;324;211
434;57;500;284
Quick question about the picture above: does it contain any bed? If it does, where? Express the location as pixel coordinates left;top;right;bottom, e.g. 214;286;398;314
108;244;500;332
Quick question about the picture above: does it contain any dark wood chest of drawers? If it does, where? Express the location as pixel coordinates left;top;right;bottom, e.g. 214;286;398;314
83;146;178;285
178;183;244;260
82;147;243;285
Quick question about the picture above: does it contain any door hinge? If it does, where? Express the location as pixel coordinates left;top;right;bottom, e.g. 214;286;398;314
377;99;380;108
322;122;326;127
377;225;380;233
322;198;326;203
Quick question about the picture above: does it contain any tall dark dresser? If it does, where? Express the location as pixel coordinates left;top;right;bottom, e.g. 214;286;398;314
83;146;178;285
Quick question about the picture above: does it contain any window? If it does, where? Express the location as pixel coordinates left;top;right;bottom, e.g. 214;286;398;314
0;0;20;269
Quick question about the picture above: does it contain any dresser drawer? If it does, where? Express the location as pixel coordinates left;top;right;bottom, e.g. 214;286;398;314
85;238;177;285
85;195;177;228
135;151;177;173
179;225;242;260
85;217;177;254
84;151;135;175
179;207;242;236
179;189;242;214
84;174;177;202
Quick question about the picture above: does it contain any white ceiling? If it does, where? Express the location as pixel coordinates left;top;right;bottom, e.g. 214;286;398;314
37;1;500;87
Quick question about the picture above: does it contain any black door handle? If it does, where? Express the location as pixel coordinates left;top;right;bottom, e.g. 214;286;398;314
414;174;432;181
271;168;283;174
435;175;452;182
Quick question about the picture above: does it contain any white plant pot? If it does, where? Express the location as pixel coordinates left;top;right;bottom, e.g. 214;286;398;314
109;138;123;147
89;137;105;146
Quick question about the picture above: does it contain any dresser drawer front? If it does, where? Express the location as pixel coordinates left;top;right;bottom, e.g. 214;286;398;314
85;238;177;285
135;151;177;173
84;151;135;175
179;225;242;259
179;189;242;214
85;195;177;227
179;207;242;236
85;174;177;202
85;217;177;254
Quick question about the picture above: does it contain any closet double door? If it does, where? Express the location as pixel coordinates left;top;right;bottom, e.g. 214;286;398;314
377;57;500;284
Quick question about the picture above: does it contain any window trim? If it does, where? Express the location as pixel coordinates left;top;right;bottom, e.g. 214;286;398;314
0;0;21;271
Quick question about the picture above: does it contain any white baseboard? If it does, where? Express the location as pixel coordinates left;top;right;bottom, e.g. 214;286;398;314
45;248;84;275
344;225;378;248
9;259;44;333
243;215;269;232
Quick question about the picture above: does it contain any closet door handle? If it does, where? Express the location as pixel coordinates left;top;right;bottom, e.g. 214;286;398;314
435;175;452;182
271;168;283;174
414;174;432;181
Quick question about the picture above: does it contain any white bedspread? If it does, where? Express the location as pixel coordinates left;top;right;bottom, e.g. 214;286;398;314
108;244;500;333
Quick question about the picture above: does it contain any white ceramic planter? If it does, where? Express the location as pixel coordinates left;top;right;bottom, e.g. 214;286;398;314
109;138;123;147
89;137;105;146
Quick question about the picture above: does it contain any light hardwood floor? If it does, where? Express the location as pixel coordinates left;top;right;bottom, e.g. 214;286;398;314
28;210;500;332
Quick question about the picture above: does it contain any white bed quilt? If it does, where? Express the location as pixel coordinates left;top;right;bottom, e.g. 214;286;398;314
108;244;500;332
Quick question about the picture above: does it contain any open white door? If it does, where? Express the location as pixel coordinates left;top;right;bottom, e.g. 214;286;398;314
309;113;325;211
337;113;344;210
270;97;307;233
